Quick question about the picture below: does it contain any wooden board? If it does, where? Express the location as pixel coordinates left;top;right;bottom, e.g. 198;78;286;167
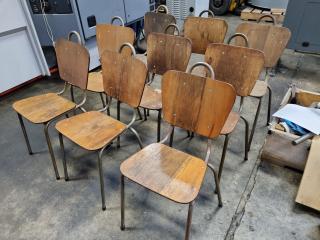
261;133;309;171
240;7;286;23
296;136;320;211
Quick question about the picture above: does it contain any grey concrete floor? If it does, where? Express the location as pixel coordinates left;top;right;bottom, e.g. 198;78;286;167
0;15;319;240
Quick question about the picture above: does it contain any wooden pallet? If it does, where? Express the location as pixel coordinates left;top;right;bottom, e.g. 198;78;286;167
241;7;286;23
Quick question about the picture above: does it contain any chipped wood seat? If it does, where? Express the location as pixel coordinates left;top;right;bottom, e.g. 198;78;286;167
121;143;206;203
221;112;240;135
140;86;162;110
56;111;126;151
250;80;268;98
87;72;104;93
13;93;76;124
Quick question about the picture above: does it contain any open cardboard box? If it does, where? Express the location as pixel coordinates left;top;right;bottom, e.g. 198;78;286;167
262;86;320;171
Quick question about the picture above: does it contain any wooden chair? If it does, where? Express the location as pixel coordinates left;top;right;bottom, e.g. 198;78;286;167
12;33;90;180
138;32;192;142
120;63;236;240
136;5;176;53
204;39;265;180
235;15;291;149
184;11;228;54
55;43;147;211
86;16;135;110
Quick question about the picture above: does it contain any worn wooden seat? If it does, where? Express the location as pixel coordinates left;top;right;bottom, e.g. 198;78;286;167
120;68;236;240
140;86;162;110
56;111;126;151
12;36;89;180
87;71;104;93
205;43;265;179
184;16;228;54
56;43;148;211
13;93;76;124
121;143;206;203
235;22;291;147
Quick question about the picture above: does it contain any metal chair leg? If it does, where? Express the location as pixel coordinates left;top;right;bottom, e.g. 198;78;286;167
99;92;106;108
17;113;33;155
240;116;249;161
117;101;121;148
147;109;150;117
248;97;262;151
169;126;175;147
98;145;110;211
208;163;223;207
106;96;111;116
59;133;69;181
185;201;194;240
70;85;76;115
218;134;229;181
143;108;147;121
120;174;125;230
44;121;60;180
267;85;272;126
157;109;162;142
136;108;143;120
128;127;144;149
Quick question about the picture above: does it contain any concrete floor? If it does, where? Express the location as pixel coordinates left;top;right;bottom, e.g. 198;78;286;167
0;15;319;240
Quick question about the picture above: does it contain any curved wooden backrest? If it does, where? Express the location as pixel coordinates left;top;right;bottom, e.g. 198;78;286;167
184;17;228;54
147;33;192;75
55;39;90;90
205;43;265;97
101;51;147;108
235;22;291;68
96;24;135;57
162;70;236;138
144;12;176;39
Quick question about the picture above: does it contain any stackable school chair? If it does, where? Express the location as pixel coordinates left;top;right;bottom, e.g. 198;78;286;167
235;15;291;149
138;32;192;142
55;43;147;211
184;10;228;54
12;32;90;180
136;5;176;53
120;62;236;240
86;16;135;110
204;35;265;180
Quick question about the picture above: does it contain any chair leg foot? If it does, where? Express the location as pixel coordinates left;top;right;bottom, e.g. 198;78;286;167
267;85;272;126
185;201;194;240
248;97;262;151
120;174;125;231
17;113;33;155
218;134;229;181
59;133;69;181
44;121;60;180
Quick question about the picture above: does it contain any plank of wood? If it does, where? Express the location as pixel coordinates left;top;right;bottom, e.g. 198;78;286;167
261;133;309;171
296;136;320;211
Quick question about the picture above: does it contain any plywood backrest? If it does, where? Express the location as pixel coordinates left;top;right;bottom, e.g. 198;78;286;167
162;70;236;138
147;33;192;75
184;17;228;54
235;22;291;68
205;43;264;97
96;24;135;57
144;12;176;38
55;39;90;90
101;51;147;108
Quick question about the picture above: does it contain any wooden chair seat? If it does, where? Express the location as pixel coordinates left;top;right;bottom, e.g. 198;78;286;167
140;85;162;110
87;71;104;93
56;111;126;151
120;143;207;204
13;93;76;124
221;111;240;135
250;80;268;98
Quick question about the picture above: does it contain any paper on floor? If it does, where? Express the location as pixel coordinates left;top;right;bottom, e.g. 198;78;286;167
273;104;320;135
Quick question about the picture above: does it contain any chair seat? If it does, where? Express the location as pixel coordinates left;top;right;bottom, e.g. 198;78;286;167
120;143;207;204
56;111;126;151
250;80;268;98
13;93;76;124
87;71;104;93
221;111;240;135
140;85;162;110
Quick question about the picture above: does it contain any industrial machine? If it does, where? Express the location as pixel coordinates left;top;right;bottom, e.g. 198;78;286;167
27;0;155;69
